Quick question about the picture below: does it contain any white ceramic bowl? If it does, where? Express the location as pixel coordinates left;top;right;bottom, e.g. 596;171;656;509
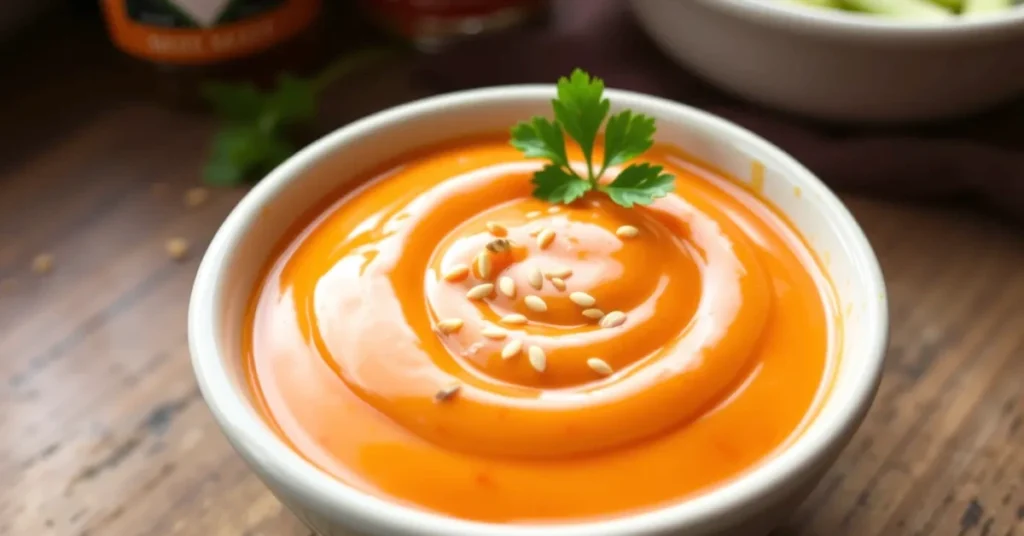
631;0;1024;123
188;87;888;536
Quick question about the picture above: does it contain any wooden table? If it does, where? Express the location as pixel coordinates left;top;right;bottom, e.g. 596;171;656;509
2;11;1022;536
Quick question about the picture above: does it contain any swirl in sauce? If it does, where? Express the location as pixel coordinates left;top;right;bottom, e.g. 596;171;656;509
246;138;838;522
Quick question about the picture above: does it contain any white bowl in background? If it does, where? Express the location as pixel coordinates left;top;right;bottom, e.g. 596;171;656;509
631;0;1024;123
188;86;888;536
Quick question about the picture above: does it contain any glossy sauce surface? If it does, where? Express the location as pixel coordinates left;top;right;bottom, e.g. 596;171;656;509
245;138;837;522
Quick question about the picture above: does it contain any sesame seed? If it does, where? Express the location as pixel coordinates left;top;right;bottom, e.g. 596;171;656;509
527;267;543;290
537;229;555;249
550;277;566;291
498;276;516;298
545;266;573;279
547;206;560;214
436;318;464;334
501;339;523;359
500;313;528;325
486;238;512;253
475;252;492;280
166;238;190;261
582;308;605;319
524;295;548;312
466;283;494;300
184;186;209;208
435;383;461;401
600;311;626;328
569;292;596;307
486;222;508;237
528;346;547;372
31;253;54;274
443;264;470;282
526;210;542;218
482;327;508;340
587;358;613;376
616;225;639;238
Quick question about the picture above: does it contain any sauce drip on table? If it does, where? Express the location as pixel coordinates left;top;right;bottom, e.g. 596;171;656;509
245;137;838;522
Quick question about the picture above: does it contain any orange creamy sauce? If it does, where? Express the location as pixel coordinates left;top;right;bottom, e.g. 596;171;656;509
245;137;838;523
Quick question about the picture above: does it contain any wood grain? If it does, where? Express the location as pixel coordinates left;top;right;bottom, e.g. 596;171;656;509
1;12;1022;536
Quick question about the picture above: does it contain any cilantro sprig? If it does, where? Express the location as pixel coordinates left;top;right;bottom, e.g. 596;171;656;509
201;48;393;186
510;69;675;208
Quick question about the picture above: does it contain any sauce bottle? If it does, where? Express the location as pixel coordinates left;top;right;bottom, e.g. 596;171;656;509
360;0;548;51
100;0;327;106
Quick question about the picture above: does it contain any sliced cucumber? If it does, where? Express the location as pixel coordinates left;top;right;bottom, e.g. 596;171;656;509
928;0;965;11
962;0;1014;14
788;0;844;7
840;0;955;18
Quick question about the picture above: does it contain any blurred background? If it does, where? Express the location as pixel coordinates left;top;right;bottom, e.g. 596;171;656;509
0;1;1022;535
3;0;1023;219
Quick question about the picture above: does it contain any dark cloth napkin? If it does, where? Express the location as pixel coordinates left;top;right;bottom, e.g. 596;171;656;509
414;0;1024;224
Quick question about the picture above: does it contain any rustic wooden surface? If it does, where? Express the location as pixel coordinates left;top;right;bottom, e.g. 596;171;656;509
1;11;1023;536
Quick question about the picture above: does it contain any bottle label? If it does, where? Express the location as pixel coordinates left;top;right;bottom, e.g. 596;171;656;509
101;0;320;64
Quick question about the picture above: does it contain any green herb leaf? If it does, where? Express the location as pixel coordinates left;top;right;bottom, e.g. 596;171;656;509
603;163;676;208
203;157;246;187
202;125;294;186
552;69;609;180
510;117;570;169
603;110;656;169
266;73;318;126
200;48;395;186
201;82;265;122
532;165;592;204
509;68;675;209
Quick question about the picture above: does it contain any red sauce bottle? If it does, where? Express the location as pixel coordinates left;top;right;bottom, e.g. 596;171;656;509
100;0;327;105
360;0;548;50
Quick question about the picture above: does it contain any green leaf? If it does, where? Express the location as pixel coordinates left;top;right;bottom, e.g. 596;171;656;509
203;156;245;186
604;163;675;208
199;48;396;187
267;73;318;126
510;117;569;168
509;68;675;209
204;127;258;186
603;110;656;169
257;134;296;171
201;82;265;122
203;125;294;186
532;164;592;204
210;126;261;167
552;69;609;175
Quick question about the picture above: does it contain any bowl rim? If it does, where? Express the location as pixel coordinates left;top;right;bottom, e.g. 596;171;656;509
692;0;1024;41
188;85;889;536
